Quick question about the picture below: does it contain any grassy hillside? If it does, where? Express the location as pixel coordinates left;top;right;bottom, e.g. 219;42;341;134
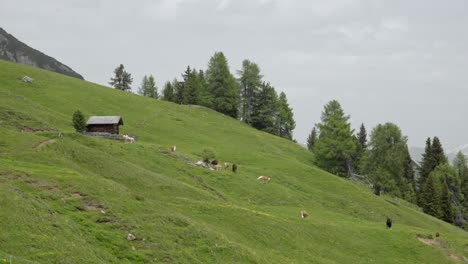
0;59;466;263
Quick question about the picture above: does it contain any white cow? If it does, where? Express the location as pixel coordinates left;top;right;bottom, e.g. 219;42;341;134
257;175;271;183
122;134;135;143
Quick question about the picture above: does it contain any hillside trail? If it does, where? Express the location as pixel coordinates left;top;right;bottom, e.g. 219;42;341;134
33;139;56;151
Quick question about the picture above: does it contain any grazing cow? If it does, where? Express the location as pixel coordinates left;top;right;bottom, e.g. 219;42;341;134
224;162;229;170
122;134;135;143
232;163;237;173
211;159;219;166
171;145;176;152
436;232;440;238
386;217;392;229
214;165;222;171
300;210;308;219
257;176;271;183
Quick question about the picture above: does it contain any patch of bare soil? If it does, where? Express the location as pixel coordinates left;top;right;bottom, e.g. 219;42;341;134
70;192;86;198
416;235;467;263
33;139;56;150
78;203;104;211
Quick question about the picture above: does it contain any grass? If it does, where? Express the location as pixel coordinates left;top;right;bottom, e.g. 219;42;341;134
0;59;467;263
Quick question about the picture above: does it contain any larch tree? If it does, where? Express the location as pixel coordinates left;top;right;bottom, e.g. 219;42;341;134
205;52;240;118
238;60;262;125
161;81;175;102
251;82;278;134
314;100;356;177
306;127;318;152
138;75;158;99
276;92;295;140
109;64;133;91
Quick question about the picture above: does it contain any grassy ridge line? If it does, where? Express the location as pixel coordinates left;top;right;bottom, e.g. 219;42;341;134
0;59;466;263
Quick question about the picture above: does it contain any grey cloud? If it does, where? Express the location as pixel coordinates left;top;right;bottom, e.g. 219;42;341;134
1;0;467;149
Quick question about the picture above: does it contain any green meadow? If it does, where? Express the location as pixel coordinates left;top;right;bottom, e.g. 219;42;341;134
0;59;466;263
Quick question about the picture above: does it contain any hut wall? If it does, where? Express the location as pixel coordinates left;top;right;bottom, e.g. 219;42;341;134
86;124;119;134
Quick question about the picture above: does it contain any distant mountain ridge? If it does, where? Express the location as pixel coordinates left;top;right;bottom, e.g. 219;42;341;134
0;27;83;79
410;144;468;164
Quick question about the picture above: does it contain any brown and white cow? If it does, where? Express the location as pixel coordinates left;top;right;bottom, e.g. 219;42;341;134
300;210;308;219
171;145;176;152
257;176;271;183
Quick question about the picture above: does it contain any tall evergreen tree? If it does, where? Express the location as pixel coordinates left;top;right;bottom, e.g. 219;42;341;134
453;151;468;210
181;66;199;105
138;75;158;98
306;127;318;152
440;178;454;223
421;174;442;218
161;81;175;102
251;82;278;134
357;123;367;150
196;69;213;108
418;138;434;190
109;64;133;91
366;123;411;199
314;100;356;177
205;52;240;118
238;60;262;125
276;92;295;140
173;78;184;104
354;123;368;174
431;137;448;165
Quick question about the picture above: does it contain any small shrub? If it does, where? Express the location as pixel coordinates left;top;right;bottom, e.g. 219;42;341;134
72;110;86;132
201;148;216;162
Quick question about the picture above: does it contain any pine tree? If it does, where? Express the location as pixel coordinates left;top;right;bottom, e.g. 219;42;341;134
314;100;356;177
366;123;410;198
354;123;368;174
205;52;240;118
306;127;318;152
109;64;133;91
173;78;184;104
276;92;295;140
418;138;434;190
138;75;158;99
453;152;468;210
238;60;262;125
357;123;367;150
72;110;86;132
440;178;454;223
196;69;213;108
421;174;442;218
251;82;278;134
161;81;175;102
431;137;448;165
181;66;199;105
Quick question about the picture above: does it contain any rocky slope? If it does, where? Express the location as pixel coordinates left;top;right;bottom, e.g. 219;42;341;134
0;27;83;79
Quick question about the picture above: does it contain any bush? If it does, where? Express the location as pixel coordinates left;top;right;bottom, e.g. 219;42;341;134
72;110;86;132
201;148;216;162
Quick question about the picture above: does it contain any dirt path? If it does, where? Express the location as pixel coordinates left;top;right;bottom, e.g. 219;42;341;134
33;139;56;151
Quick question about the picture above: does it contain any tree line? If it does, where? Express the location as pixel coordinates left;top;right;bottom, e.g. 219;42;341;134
108;52;295;141
307;100;468;228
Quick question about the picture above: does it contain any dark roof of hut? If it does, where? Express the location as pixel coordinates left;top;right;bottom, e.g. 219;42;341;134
86;116;123;125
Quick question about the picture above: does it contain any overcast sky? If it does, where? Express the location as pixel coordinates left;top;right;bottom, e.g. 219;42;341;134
1;0;467;149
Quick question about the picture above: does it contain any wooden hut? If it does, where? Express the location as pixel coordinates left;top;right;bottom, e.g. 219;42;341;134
86;116;123;134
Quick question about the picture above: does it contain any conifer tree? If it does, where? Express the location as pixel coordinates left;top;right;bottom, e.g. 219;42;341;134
109;64;133;91
431;137;448;165
196;69;213;108
181;66;199;105
421;174;442;218
453;151;468;209
72;110;86;132
354;123;368;174
161;81;175;102
238;60;262;124
314;100;356;177
276;92;295;140
251;82;278;134
205;52;240;118
440;178;454;223
357;123;367;150
418;138;434;190
138;75;158;98
306;127;318;152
